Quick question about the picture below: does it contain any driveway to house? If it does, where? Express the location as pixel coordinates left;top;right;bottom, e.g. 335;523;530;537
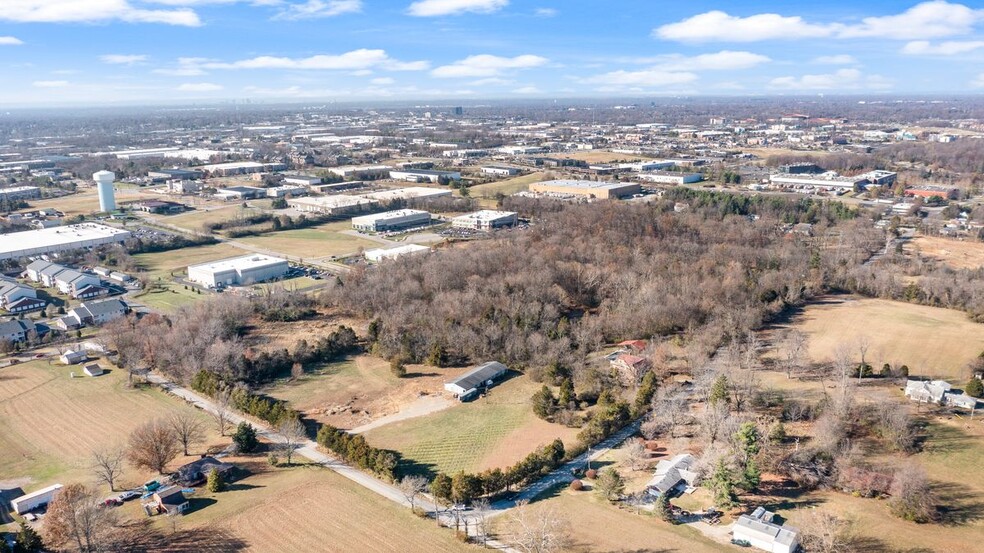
349;394;454;434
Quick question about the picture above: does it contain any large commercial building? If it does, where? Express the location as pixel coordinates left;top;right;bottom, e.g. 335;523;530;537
327;165;392;179
364;243;430;262
357;187;451;202
0;186;41;202
186;254;289;288
352;209;431;232
199;161;286;177
0;223;131;261
769;172;865;190
286;195;378;215
638;171;703;185
529;180;641;199
451;210;518;231
389;169;461;183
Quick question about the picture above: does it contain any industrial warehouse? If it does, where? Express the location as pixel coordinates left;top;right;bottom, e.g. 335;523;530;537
0;223;132;260
529;179;641;199
352;209;431;232
451;210;518;231
186;254;289;288
286;195;378;215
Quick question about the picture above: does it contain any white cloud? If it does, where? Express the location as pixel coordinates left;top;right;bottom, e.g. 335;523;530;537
100;54;148;65
902;40;984;55
199;49;429;71
407;0;507;17
655;2;984;43
972;73;984;87
273;0;361;20
431;54;547;78
769;68;892;91
370;77;394;85
813;54;858;65
177;82;223;92
0;36;24;46
656;51;771;71
583;69;698;88
33;80;69;88
534;7;556;17
153;67;207;76
470;77;512;86
512;85;541;94
655;11;832;42
0;1;201;26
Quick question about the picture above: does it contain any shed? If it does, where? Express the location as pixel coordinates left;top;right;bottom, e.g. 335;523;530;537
444;361;508;399
732;508;800;553
60;349;88;365
152;486;189;515
83;363;104;377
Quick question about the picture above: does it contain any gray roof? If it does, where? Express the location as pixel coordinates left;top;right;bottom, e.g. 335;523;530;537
40;264;68;278
25;260;53;273
0;319;32;336
78;298;126;317
735;514;799;546
446;361;508;392
646;453;698;494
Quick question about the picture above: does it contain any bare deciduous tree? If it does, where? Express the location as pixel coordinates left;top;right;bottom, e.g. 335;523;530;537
778;329;808;379
92;447;125;492
472;498;493;547
800;510;853;553
169;412;205;456
276;417;306;465
397;475;429;513
127;419;180;475
214;385;233;437
43;483;117;553
889;462;938;523
623;440;648;471
507;500;573;553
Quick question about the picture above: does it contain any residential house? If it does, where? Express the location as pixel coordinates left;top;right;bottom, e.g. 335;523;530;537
611;353;650;384
175;457;237;487
0;276;44;313
732;507;800;553
53;269;102;298
646;453;699;497
904;379;979;411
0;319;33;343
61;299;128;328
151;487;189;515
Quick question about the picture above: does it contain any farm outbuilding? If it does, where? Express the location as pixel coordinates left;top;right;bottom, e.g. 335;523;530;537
444;361;508;400
60;349;88;365
83;363;104;377
10;484;63;514
732;507;800;553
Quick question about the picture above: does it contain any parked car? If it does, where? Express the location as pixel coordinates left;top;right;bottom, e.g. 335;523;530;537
117;490;141;502
143;480;161;492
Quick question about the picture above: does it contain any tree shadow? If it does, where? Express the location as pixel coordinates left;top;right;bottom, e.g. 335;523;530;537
224;482;263;493
182;497;217;515
112;519;248;552
406;371;441;378
933;481;984;526
396;458;438;480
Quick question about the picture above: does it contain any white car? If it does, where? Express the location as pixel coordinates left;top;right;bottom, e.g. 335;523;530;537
117;490;141;502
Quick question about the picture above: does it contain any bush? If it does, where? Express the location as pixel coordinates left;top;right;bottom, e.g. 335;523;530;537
206;468;225;492
585;469;597;479
570;479;584;491
268;453;280;466
966;378;984;398
390;359;407;378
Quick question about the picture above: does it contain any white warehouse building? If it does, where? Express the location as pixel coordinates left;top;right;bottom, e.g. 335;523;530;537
0;223;131;261
187;254;289;288
451;210;518;231
352;209;431;232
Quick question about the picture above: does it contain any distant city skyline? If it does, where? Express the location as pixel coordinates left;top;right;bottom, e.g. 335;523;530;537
1;0;983;106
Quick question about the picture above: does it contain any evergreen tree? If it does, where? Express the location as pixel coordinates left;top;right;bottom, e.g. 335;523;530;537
595;467;625;501
14;522;43;553
767;421;787;444
709;375;730;406
558;377;575;406
531;385;557;420
707;459;737;508
232;422;259;453
430;473;453;505
966;378;984;399
654;491;673;522
632;371;659;416
742;458;761;491
207;467;225;492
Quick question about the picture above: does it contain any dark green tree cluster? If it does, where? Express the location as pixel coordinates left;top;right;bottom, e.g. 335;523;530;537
192;370;300;426
233;422;259;453
531;385;557;420
431;439;566;503
577;394;631;445
632;371;659;417
966;377;984;398
316;424;399;481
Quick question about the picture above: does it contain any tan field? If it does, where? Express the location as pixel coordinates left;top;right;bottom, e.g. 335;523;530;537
557;151;656;163
132;242;250;280
24;186;164;216
495;489;731;553
0;360;223;495
787;297;984;380
907;235;984;270
191;465;470;553
235;225;380;260
470;172;546;198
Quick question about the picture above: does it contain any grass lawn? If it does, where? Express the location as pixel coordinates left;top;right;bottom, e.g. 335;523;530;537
785;297;984;381
132;243;249;280
163;204;264;234
136;282;206;311
470;172;546;198
907;235;984;271
181;464;470;552
495;488;731;553
0;360;223;499
363;376;577;477
236;226;379;260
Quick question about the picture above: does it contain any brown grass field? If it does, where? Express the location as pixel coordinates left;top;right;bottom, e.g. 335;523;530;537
235;225;380;260
0;360;223;498
907;235;984;270
496;488;731;553
132;242;250;280
470;172;546;198
782;297;984;380
185;464;470;553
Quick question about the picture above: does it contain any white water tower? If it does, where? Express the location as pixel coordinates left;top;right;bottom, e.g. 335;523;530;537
93;170;116;212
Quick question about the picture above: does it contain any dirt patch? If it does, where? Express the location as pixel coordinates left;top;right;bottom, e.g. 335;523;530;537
907;235;984;270
476;417;580;472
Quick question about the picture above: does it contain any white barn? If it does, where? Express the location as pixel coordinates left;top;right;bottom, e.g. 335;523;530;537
732;507;800;553
10;484;63;514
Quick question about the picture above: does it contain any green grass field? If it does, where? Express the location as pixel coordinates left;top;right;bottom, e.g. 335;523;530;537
470;172;546;198
132;243;249;280
136;282;206;311
163;204;265;234
236;226;380;260
362;377;540;476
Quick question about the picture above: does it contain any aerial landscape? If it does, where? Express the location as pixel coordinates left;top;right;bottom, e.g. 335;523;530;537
2;1;984;552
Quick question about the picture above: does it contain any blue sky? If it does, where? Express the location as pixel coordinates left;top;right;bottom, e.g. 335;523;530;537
1;0;983;106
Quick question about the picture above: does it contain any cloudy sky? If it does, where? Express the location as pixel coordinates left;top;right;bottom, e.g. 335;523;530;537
1;0;983;106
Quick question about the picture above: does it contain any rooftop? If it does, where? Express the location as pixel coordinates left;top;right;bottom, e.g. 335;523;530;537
534;180;635;190
0;224;130;258
188;254;287;273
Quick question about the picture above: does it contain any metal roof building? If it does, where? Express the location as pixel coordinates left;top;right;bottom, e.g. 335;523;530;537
444;361;509;400
0;223;131;260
